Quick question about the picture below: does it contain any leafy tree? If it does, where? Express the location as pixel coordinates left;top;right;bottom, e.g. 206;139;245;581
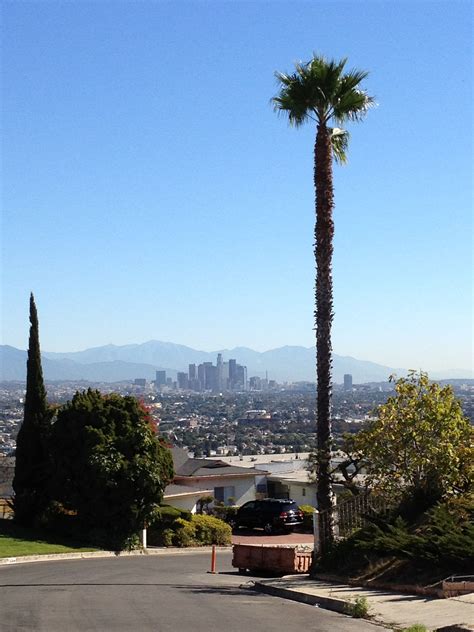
337;372;473;511
272;55;374;539
50;389;174;548
12;293;51;526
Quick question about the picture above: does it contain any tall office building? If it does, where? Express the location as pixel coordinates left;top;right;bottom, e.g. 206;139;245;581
188;364;196;380
177;372;188;390
235;364;248;391
229;359;237;384
155;370;166;386
216;353;224;391
343;374;353;390
197;364;206;390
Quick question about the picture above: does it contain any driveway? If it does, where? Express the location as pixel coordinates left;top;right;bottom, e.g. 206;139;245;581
0;551;380;631
232;528;314;546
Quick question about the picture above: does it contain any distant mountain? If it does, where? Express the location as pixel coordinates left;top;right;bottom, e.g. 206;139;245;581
0;345;175;383
1;341;472;384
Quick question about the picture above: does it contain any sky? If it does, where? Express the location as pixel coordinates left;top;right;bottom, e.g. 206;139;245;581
1;0;472;373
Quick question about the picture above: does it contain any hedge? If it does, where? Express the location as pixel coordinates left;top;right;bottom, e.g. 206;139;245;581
172;514;232;547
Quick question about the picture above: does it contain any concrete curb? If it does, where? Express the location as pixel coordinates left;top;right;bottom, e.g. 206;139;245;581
253;579;474;631
436;627;474;632
253;579;350;615
0;546;231;566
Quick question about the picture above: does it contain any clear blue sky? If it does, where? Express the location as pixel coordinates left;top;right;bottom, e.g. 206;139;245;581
1;1;472;373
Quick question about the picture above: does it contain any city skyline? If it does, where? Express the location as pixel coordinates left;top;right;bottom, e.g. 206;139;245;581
2;2;472;372
1;339;471;383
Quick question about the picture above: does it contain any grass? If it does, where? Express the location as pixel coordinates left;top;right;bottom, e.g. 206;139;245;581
0;519;98;557
345;595;371;619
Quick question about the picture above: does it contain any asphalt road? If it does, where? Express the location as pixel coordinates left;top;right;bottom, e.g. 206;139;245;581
0;552;380;632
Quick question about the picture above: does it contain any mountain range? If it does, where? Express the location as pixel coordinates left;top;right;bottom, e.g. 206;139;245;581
0;341;471;384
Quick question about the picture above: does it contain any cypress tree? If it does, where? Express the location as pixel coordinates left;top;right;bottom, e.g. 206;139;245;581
12;293;50;525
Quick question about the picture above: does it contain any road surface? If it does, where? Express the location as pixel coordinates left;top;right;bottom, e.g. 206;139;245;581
0;551;380;631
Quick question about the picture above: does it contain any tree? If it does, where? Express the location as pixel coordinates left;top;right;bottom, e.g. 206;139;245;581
337;372;473;512
51;389;174;548
272;55;374;538
12;293;51;525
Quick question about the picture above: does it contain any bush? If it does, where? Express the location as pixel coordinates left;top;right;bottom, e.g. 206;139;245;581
213;504;238;525
155;505;192;526
299;504;315;531
319;495;474;575
345;596;370;619
357;496;474;569
172;518;196;547
172;514;232;547
147;505;192;546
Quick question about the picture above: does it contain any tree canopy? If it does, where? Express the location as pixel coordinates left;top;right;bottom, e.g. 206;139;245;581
13;293;51;526
337;371;473;511
272;54;375;162
51;389;174;548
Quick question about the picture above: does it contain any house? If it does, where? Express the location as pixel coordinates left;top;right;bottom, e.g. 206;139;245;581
208;452;361;508
162;483;213;514
266;468;316;507
164;447;268;511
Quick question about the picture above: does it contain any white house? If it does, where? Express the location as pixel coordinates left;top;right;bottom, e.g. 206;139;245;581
168;448;268;508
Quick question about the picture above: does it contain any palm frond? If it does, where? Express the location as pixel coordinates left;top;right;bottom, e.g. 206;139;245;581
330;128;349;164
272;69;316;126
273;54;375;148
333;89;376;124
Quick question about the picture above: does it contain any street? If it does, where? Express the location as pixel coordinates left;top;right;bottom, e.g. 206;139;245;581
0;551;381;631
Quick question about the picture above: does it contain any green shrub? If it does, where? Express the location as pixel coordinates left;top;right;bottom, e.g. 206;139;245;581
357;497;474;569
213;504;238;525
172;514;232;547
345;596;370;618
299;504;315;531
155;505;192;526
192;514;232;545
173;518;196;547
161;528;175;547
398;626;428;632
320;495;474;575
147;505;192;546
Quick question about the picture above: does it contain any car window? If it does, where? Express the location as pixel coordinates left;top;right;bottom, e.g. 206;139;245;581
240;502;255;510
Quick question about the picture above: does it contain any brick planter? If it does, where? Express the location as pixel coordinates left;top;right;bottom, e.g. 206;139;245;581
232;544;312;574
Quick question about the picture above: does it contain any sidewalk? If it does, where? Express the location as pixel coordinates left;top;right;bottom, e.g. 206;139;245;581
253;575;474;631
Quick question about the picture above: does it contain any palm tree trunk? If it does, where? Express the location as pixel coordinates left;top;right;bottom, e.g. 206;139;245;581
314;123;335;548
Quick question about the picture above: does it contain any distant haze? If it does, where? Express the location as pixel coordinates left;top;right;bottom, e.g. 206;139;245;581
1;341;472;384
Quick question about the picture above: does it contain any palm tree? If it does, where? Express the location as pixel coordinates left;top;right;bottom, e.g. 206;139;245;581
273;55;374;546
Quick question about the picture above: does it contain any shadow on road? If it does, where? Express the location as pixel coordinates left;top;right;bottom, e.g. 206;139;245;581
0;581;256;596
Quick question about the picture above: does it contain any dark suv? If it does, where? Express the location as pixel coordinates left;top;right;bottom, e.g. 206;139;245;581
232;499;304;534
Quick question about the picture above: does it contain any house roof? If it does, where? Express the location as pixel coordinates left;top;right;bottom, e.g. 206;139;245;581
170;445;268;479
177;459;268;477
164;483;212;499
170;447;191;471
267;469;313;484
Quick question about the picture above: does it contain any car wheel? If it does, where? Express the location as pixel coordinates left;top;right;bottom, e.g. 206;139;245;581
263;522;273;535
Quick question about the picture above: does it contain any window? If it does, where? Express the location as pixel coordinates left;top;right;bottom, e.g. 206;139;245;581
214;486;235;503
302;487;306;497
